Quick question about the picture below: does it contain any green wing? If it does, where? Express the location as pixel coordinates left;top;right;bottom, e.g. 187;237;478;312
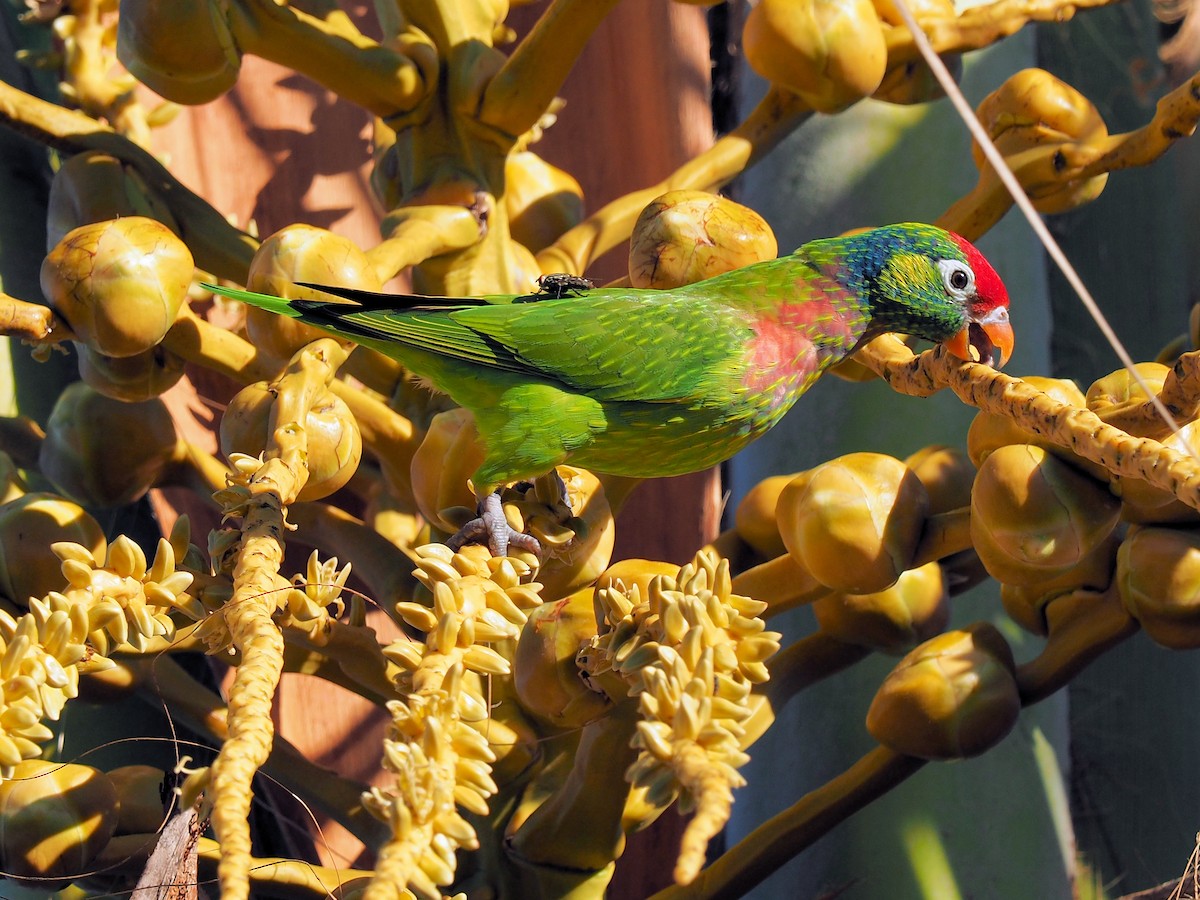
206;282;753;403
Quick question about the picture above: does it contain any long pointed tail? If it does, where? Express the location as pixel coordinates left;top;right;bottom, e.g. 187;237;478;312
202;283;305;318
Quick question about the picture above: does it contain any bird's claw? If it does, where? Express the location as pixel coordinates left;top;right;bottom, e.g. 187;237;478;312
446;491;543;560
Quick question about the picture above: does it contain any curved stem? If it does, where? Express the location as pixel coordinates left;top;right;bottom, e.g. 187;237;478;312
225;0;426;119
649;747;926;900
536;87;813;275
479;0;625;137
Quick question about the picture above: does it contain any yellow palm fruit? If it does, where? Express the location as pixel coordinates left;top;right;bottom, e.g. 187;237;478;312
38;382;177;508
0;760;119;888
812;561;948;653
116;0;241;104
77;342;186;402
244;224;383;361
865;624;1020;759
628;191;778;289
46;151;176;252
514;585;610;729
506;468;616;600
0;492;105;606
904;444;974;514
973;68;1109;213
41;217;192;358
733;474;794;559
1085;363;1199;521
1085;362;1170;426
743;0;887;112
504;150;585;254
219;381;362;503
971;444;1121;586
1001;531;1119;635
1116;526;1200;649
411;408;485;533
105;765;166;836
966;375;1108;480
871;0;960;105
777;452;930;593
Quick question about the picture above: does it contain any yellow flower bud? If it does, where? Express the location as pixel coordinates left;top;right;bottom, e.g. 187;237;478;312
77;342;186;402
411;408;485;533
38;382;177;508
504;150;585;254
0;760;119;888
813;561;948;653
41;217;192;358
220;381;362;503
973;68;1109;214
628;191;778;289
514;586;610;729
244;225;382;361
743;0;887;112
1116;526;1200;649
116;0;242;104
904;444;974;514
971;444;1121;586
777;452;929;593
733;473;794;559
866;624;1020;759
0;492;106;606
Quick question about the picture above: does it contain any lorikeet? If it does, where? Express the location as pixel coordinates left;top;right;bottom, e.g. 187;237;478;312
207;222;1012;556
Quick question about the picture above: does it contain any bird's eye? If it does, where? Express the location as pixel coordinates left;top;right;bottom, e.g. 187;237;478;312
937;259;975;296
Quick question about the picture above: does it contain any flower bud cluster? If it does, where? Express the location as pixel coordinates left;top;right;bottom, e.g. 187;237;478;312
582;550;781;883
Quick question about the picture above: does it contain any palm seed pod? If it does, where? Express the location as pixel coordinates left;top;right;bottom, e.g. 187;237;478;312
628;191;778;289
504;150;585;254
865;624;1020;759
743;0;887;112
77;342;186;402
0;492;105;607
0;760;119;888
733;473;794;559
105;765;167;836
811;561;949;653
243;224;382;361
973;68;1109;214
502;467;616;600
777;452;930;593
1001;531;1120;635
966;375;1108;480
46;151;176;251
411;408;485;533
116;0;242;104
514;585;610;729
971;443;1121;586
41;216;192;358
220;381;362;503
903;444;974;514
1116;526;1200;649
38;382;177;508
871;0;961;105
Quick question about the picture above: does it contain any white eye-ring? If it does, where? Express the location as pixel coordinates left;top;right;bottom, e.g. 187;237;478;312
937;259;975;297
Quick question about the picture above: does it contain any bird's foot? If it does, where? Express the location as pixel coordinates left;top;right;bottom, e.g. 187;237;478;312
446;491;543;559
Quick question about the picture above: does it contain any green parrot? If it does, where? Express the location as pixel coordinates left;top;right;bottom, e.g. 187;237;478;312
207;222;1012;556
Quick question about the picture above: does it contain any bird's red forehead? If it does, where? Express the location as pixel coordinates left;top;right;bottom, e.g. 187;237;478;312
950;232;1009;312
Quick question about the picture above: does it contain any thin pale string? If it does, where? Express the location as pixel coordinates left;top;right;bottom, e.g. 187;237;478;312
892;0;1191;444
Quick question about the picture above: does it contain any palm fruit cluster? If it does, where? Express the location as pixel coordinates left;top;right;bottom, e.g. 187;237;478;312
0;0;1195;898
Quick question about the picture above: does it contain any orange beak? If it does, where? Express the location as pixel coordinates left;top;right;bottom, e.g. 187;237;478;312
943;307;1013;369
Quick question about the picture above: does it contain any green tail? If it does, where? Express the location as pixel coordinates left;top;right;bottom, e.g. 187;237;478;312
203;283;305;318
